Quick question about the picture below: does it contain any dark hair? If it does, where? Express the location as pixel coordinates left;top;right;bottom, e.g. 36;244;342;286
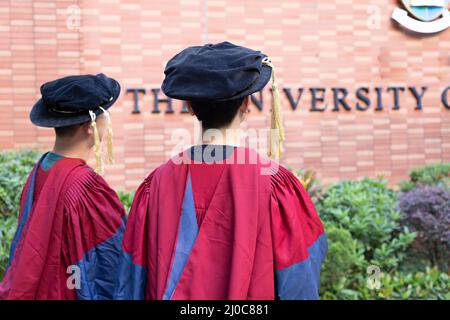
54;124;82;137
188;97;246;129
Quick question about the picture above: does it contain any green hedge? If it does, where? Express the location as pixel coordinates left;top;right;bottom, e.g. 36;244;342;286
0;150;39;218
316;177;448;300
0;150;40;278
0;216;17;279
399;162;450;192
117;190;135;214
317;178;416;271
356;267;450;300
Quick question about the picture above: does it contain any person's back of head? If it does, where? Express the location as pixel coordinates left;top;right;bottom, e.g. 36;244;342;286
187;97;248;130
161;41;284;158
30;73;120;173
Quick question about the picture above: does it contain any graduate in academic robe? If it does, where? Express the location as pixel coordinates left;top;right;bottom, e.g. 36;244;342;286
0;74;126;300
115;42;328;300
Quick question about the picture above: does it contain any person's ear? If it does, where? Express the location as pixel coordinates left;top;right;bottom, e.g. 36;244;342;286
186;102;195;116
83;121;93;136
239;96;250;114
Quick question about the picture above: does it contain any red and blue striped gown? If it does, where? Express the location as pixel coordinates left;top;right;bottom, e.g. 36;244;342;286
115;145;327;300
0;152;126;300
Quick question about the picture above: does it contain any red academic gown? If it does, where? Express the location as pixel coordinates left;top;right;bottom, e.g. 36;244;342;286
115;146;327;300
0;152;126;300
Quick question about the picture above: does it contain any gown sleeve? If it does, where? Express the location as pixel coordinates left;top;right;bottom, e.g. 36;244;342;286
63;168;126;300
270;165;328;300
114;172;154;300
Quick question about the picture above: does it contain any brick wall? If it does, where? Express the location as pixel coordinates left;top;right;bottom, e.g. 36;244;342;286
0;0;449;190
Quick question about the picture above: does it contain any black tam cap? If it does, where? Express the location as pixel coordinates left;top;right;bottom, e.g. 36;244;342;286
161;41;272;101
30;73;121;128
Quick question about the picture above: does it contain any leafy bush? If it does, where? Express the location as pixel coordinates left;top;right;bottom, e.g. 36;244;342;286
317;178;416;272
356;268;450;300
399;163;450;192
315;178;433;300
320;224;364;299
0;150;40;218
399;186;450;270
117;190;135;214
0;216;17;279
0;150;39;278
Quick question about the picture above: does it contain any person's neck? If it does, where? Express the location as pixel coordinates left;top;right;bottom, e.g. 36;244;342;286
52;139;91;161
199;125;241;147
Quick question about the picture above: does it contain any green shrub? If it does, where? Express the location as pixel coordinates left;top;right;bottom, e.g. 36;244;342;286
316;178;430;300
0;216;17;279
356;267;450;300
317;178;416;272
320;223;365;299
399;163;450;192
117;190;134;214
0;150;39;278
0;150;40;218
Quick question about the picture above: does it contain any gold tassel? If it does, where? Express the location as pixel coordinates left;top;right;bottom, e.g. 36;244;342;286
263;57;285;159
89;111;104;174
100;107;114;164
